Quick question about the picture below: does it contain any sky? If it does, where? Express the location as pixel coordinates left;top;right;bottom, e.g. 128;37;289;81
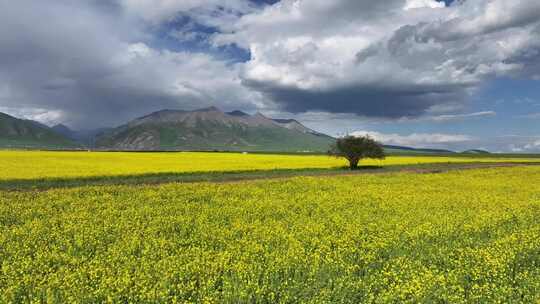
1;0;540;152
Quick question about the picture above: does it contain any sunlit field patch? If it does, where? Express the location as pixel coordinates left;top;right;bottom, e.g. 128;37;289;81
1;150;539;180
1;167;540;302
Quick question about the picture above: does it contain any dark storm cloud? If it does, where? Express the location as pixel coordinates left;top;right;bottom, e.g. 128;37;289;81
3;0;540;130
232;0;540;119
0;1;160;128
0;1;253;129
389;1;540;45
244;80;467;118
504;24;540;79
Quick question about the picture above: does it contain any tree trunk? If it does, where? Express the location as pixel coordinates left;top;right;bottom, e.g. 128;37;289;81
348;157;360;170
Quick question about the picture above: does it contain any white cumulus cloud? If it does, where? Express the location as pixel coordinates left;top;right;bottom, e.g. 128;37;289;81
350;130;474;148
213;0;540;117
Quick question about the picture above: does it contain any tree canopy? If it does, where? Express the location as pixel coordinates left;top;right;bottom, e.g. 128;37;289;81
329;135;385;169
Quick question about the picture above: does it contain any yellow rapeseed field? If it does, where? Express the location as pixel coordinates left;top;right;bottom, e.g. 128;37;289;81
0;150;538;180
1;166;540;302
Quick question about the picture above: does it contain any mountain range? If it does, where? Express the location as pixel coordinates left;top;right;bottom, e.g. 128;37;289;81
51;124;109;147
94;107;334;152
0;107;462;153
0;112;79;149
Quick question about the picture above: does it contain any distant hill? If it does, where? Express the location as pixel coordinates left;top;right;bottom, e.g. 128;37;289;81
0;112;79;149
95;107;335;152
52;124;110;147
51;124;72;139
271;118;329;136
94;107;464;153
462;149;490;154
384;145;455;155
1;108;465;154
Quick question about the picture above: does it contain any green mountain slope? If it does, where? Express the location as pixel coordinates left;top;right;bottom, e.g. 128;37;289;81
383;145;455;155
95;107;334;152
462;149;490;155
0;112;79;149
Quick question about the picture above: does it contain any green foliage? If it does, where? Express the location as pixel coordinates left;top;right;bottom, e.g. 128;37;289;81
329;135;385;169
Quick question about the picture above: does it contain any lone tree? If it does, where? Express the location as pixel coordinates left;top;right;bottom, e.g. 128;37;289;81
329;135;385;170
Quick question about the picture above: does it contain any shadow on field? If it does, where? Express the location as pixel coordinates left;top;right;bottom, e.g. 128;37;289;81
340;165;384;171
3;162;539;191
0;166;376;191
